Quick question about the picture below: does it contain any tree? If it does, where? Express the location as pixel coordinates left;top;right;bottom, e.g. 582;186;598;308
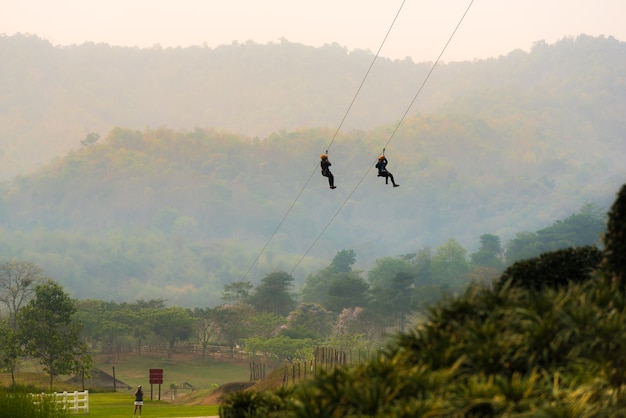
222;281;253;304
326;274;370;314
301;250;358;306
504;232;545;264
498;245;602;291
0;260;44;329
151;307;195;359
249;311;284;339
603;183;626;283
80;132;99;146
505;206;606;266
301;268;334;306
369;272;416;333
191;307;220;357
334;306;388;343
431;238;470;290
367;257;415;289
412;247;434;286
215;304;255;356
249;272;297;317
330;249;357;273
470;234;505;271
244;335;316;362
75;299;131;356
18;280;90;390
536;205;606;250
0;260;43;384
123;299;166;356
468;234;505;285
0;323;20;385
282;303;334;340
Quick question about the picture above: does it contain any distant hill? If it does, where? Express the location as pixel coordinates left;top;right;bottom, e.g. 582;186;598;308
1;34;623;180
0;34;624;306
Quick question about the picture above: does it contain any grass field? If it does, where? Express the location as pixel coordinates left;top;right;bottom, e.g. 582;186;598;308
88;392;220;417
94;352;250;392
1;351;252;416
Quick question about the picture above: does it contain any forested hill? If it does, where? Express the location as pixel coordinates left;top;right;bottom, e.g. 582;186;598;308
0;34;624;180
0;34;624;307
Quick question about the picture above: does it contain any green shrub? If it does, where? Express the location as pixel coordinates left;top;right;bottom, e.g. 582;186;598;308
498;245;602;290
218;185;626;417
0;388;67;418
603;183;626;282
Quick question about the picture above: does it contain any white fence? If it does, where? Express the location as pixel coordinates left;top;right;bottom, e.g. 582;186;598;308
34;390;89;414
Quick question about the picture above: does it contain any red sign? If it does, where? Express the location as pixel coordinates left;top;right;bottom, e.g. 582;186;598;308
149;368;163;384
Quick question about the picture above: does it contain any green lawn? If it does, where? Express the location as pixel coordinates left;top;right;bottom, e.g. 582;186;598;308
95;352;250;391
85;392;220;417
1;352;251;416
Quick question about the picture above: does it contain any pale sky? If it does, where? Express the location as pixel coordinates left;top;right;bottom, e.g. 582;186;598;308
2;0;625;62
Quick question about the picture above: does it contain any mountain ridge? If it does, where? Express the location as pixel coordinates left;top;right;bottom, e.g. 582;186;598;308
0;34;624;306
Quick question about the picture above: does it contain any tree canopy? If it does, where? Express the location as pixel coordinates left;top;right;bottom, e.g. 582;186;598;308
18;280;90;390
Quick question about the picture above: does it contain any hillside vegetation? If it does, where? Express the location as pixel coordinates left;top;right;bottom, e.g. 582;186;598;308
219;183;626;417
0;34;623;180
0;34;623;306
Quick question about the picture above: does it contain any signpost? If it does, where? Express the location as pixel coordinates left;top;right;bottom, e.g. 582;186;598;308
149;368;163;400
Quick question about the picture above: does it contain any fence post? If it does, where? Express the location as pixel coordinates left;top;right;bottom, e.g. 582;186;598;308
36;390;89;414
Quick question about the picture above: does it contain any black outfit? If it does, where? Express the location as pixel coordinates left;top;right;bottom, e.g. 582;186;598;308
133;387;144;416
321;158;336;189
376;157;399;187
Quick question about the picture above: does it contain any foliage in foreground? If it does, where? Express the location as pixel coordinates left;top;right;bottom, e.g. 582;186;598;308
219;183;626;417
0;387;67;418
222;275;626;417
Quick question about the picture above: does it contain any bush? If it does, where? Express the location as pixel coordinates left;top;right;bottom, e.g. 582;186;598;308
603;183;626;282
498;245;602;290
0;388;67;418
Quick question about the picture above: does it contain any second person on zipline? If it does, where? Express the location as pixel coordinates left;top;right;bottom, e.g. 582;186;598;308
320;153;336;189
376;155;399;187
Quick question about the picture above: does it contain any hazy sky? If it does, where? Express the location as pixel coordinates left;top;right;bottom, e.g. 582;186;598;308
2;0;625;62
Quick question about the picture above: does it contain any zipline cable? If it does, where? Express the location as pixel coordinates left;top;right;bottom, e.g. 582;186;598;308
290;0;475;276
382;0;475;151
240;0;407;281
324;0;407;153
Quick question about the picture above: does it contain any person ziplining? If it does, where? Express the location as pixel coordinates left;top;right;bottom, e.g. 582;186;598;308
320;152;337;189
375;149;399;187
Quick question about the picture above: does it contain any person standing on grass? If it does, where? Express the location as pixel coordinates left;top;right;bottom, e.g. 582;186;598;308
133;385;144;417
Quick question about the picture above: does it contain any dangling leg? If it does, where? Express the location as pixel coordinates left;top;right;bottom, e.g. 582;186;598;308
388;172;399;187
328;172;336;189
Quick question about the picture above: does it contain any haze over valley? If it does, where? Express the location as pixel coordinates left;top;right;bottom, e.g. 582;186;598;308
0;34;624;306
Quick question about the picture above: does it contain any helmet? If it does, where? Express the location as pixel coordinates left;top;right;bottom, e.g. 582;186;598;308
320;153;327;159
378;155;385;160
